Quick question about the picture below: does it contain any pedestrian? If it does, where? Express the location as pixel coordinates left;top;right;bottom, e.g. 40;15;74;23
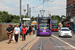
21;25;27;41
26;26;29;30
20;24;23;37
26;26;29;35
11;25;14;41
29;26;32;35
14;25;20;43
6;24;12;44
32;26;35;34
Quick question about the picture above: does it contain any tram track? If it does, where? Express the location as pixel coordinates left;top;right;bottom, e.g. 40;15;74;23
50;38;62;50
39;37;43;50
38;37;63;50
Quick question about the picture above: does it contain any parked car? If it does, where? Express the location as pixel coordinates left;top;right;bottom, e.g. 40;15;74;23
58;27;72;38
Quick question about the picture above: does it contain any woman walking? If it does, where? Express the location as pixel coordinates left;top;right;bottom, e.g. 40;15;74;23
21;25;27;41
14;25;20;43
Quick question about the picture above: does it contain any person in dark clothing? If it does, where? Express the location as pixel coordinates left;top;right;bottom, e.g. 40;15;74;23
29;26;32;35
6;24;12;44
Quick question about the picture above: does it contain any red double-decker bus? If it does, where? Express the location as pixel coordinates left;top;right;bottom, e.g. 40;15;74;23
51;20;58;32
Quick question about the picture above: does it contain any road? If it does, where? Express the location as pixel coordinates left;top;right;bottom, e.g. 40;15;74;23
23;32;75;50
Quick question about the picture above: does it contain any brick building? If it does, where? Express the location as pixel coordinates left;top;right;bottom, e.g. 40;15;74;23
66;0;75;19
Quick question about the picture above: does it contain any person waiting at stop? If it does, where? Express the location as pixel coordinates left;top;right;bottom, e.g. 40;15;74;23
32;26;35;34
21;25;27;41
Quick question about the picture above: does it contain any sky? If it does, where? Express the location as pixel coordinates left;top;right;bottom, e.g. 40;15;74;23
0;0;66;17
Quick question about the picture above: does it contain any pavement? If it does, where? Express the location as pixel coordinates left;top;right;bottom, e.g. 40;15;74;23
0;33;36;50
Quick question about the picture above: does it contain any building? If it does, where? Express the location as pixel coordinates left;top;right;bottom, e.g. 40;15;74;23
66;0;75;19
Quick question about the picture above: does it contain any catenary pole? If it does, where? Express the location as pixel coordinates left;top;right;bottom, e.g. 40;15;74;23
20;0;21;26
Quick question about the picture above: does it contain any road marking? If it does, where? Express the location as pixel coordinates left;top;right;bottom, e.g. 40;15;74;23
50;38;62;50
39;38;43;50
25;37;39;50
52;35;75;49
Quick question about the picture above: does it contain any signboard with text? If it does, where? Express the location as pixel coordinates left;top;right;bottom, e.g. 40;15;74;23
23;18;30;20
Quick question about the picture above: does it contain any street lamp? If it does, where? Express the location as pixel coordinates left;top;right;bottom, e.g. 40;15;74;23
20;0;21;26
23;9;26;18
23;9;26;25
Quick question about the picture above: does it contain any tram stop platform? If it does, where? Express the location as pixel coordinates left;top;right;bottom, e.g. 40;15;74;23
0;34;36;50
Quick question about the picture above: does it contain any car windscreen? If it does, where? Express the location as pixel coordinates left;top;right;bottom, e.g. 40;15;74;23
61;29;70;31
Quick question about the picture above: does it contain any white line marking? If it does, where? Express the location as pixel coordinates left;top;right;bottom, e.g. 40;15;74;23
52;35;75;49
40;38;42;50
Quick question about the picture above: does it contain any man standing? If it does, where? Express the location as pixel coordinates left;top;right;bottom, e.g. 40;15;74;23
21;25;27;41
14;25;20;43
6;24;12;44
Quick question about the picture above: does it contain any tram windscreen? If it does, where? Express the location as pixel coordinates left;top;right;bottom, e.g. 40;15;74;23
38;19;50;29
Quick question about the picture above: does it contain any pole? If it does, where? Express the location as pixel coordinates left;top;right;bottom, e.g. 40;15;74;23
27;4;29;17
24;11;25;25
20;0;21;26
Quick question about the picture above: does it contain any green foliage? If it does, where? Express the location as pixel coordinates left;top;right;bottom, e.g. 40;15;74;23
0;11;20;23
51;15;66;23
31;16;35;21
11;19;19;23
0;11;66;23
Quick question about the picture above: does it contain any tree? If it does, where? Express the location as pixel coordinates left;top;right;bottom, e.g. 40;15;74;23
2;11;8;15
61;15;66;20
11;19;19;23
31;16;35;21
51;15;61;23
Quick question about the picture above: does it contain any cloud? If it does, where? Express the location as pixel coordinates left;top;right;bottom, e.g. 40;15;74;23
0;3;19;15
0;0;66;17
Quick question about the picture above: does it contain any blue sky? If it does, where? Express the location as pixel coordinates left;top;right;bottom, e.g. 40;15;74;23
0;0;66;17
